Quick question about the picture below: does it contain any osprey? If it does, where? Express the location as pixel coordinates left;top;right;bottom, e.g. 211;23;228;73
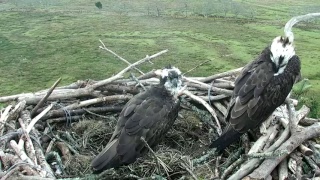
91;66;182;172
210;36;301;152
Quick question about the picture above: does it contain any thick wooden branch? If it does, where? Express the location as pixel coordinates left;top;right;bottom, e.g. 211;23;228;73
247;123;320;179
45;80;91;90
63;94;132;110
212;102;227;116
299;144;313;156
228;126;290;180
7;101;26;122
0;88;91;104
248;124;280;154
198;67;243;82
0;50;168;105
288;152;302;179
18;118;37;165
22;89;92;104
47;115;83;124
99;84;140;94
27;104;53;134
0;41;318;180
211;82;234;89
300;117;320;126
184;78;233;96
137;69;157;80
278;157;288;180
0;105;12;136
230;104;309;179
192;94;228;102
41;105;123;120
10;140;35;166
221;158;245;180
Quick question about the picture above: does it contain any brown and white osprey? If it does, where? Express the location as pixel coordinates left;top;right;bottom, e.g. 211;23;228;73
91;66;182;172
210;36;301;152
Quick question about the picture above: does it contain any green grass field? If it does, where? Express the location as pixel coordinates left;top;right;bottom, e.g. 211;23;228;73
0;0;319;116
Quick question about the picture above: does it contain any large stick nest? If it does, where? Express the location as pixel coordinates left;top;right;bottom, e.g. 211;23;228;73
1;13;320;180
1;46;320;180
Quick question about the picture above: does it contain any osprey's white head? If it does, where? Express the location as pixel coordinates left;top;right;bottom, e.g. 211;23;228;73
160;66;183;95
270;36;295;76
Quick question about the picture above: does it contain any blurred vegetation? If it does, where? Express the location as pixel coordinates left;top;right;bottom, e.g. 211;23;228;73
292;79;319;118
95;2;102;9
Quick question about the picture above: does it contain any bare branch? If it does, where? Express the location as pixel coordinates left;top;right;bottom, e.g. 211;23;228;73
183;60;211;76
27;104;53;134
10;140;35;166
30;78;61;117
299;144;313;156
278;157;288;180
221;157;245;180
197;94;229;102
0;105;12;136
248;124;280;154
63;94;132;110
198;67;243;82
184;77;233;96
247;123;320;179
18;117;37;165
7;100;26;122
137;70;157;80
90;49;168;89
41;105;123;120
99;39;144;75
300;117;320;126
229;125;290;180
183;90;222;135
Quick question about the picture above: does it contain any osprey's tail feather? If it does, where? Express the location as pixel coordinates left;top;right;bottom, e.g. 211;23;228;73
209;126;242;153
91;139;121;173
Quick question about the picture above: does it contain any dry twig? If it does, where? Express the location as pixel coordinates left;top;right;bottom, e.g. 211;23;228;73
30;78;61;118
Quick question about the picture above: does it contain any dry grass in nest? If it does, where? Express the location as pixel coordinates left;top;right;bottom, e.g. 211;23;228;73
49;108;213;179
64;154;92;177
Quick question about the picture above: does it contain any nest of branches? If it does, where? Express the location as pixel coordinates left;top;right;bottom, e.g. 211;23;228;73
1;40;320;180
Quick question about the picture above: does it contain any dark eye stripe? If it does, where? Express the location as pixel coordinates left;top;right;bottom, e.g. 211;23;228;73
280;64;286;68
278;56;284;65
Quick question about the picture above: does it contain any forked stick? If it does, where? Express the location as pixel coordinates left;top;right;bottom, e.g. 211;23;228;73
90;49;168;89
99;39;144;75
30;78;61;117
183;90;222;135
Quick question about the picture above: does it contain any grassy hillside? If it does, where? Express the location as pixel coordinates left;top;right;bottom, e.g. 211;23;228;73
0;0;319;116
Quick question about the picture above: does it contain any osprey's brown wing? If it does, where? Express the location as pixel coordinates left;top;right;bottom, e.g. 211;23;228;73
91;87;179;172
230;55;301;132
209;56;274;152
229;58;275;133
210;53;301;152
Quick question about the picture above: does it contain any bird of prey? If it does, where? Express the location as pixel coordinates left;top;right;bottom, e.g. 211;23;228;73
91;66;183;172
210;36;301;152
